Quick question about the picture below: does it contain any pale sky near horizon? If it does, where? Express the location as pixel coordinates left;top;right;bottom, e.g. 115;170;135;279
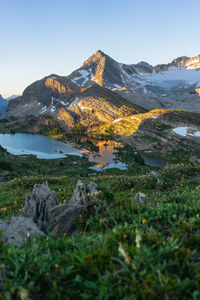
1;0;200;97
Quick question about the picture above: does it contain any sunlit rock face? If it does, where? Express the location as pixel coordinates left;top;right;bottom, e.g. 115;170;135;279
6;74;81;117
67;85;141;128
6;73;144;132
195;88;200;96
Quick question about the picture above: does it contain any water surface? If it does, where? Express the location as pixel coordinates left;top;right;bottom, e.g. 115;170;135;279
0;133;82;159
142;155;168;168
0;133;127;171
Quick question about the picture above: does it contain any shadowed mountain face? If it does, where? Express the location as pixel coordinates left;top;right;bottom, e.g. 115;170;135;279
0;95;8;114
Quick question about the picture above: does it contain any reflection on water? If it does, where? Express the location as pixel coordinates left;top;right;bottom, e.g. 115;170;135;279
90;161;127;172
81;139;127;170
0;133;128;170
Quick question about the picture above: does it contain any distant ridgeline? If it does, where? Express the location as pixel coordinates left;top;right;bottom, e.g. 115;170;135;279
0;95;8;114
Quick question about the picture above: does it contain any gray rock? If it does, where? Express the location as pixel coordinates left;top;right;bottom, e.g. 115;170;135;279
47;204;86;237
151;171;163;185
133;192;147;206
46;180;99;236
68;180;99;206
0;219;7;233
22;181;58;232
88;181;99;202
0;217;45;246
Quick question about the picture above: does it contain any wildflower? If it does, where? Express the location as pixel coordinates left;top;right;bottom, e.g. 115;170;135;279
14;201;17;206
54;264;59;268
118;243;136;269
135;229;142;248
196;185;200;190
141;219;147;224
19;288;29;300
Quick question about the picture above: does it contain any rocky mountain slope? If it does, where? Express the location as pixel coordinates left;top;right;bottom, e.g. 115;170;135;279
6;74;144;131
5;50;200;132
5;95;20;101
0;95;8;114
68;51;200;111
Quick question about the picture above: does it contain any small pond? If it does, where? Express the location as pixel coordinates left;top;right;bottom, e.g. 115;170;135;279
142;155;168;168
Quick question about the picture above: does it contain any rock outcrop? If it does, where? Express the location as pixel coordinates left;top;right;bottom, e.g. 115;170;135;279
47;180;99;236
133;192;147;206
0;180;99;246
0;217;45;246
47;204;87;237
68;180;99;206
22;181;59;232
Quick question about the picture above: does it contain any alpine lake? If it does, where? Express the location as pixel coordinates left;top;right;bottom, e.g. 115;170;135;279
0;133;168;176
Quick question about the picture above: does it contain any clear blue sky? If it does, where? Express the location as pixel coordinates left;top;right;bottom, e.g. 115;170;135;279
1;0;200;97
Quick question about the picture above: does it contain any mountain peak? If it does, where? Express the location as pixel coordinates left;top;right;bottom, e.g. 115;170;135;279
95;49;107;57
171;56;190;67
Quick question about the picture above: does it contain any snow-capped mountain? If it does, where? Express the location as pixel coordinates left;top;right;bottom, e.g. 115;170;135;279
68;51;200;111
5;50;200;129
0;95;8;114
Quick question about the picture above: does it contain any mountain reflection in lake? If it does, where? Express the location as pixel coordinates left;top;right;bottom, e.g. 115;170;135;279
0;133;128;171
81;139;127;171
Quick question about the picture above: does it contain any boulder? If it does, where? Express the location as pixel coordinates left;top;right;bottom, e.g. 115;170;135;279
0;217;45;246
47;180;99;236
150;171;163;185
47;204;86;236
22;181;58;232
67;180;99;206
133;192;147;205
0;219;7;232
0;180;99;245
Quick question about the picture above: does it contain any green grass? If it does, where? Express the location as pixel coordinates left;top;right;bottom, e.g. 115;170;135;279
1;118;200;299
1;163;200;299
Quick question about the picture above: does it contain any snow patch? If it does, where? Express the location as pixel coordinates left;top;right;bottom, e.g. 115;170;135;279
78;106;91;110
41;106;47;114
114;84;122;88
173;126;200;137
112;118;122;123
143;67;200;90
60;101;68;106
68;97;79;110
51;97;56;112
71;69;92;87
